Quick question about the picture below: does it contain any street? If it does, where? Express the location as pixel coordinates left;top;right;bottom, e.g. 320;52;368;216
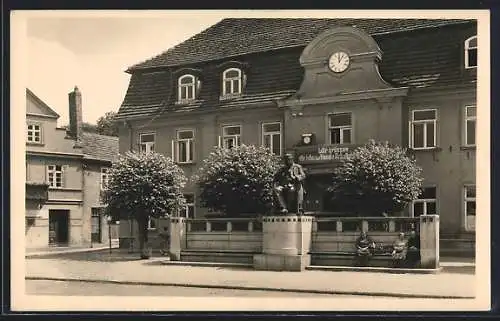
23;250;476;299
26;279;369;297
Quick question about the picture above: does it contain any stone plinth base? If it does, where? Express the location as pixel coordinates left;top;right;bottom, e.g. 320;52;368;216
253;215;313;271
253;253;311;271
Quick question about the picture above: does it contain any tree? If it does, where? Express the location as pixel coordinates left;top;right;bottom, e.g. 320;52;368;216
81;122;98;133
193;145;281;216
101;151;187;258
327;140;423;216
96;111;119;136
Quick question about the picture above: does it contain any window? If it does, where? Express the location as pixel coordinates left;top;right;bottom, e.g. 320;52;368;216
464;185;476;231
409;109;437;149
180;194;195;218
178;74;196;102
174;130;195;163
465;36;477;69
222;68;242;96
147;217;157;230
139;133;155;154
100;167;109;190
328;112;352;145
220;125;241;149
27;123;41;143
412;187;437;217
465;105;476;146
262;122;282;156
47;165;63;188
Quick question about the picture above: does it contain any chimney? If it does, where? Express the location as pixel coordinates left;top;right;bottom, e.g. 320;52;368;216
68;86;83;140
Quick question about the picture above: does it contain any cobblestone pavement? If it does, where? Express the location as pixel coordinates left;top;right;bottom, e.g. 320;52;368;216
24;251;476;299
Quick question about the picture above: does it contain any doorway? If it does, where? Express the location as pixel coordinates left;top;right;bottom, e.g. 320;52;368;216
91;208;102;243
48;210;69;246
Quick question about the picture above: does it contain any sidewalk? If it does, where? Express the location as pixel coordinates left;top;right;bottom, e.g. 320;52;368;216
25;251;476;299
26;243;120;258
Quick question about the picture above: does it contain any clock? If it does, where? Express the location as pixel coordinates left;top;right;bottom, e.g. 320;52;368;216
328;51;350;73
301;133;314;145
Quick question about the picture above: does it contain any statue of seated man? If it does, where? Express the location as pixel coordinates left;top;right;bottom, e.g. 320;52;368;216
273;153;306;215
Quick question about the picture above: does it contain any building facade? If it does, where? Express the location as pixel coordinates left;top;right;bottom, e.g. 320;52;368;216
116;18;477;254
25;87;119;249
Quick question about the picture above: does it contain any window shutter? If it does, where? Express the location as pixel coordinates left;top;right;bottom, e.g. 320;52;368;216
171;139;176;162
408;121;412;148
45;165;49;185
242;74;247;91
434;120;439;148
62;165;69;188
39;125;43;144
196;80;201;98
191;138;196;162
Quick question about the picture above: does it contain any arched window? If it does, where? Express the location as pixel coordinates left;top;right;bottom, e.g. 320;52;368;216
465;36;477;69
178;74;196;101
222;68;242;96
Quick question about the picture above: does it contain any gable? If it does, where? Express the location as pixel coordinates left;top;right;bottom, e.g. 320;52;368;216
26;89;60;118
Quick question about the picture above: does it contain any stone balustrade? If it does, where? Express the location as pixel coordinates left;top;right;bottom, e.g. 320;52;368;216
169;214;439;270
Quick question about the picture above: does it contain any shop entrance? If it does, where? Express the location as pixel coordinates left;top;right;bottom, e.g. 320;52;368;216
48;210;69;246
91;208;102;243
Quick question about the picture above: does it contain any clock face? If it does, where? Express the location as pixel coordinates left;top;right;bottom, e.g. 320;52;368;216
328;51;350;73
303;136;311;144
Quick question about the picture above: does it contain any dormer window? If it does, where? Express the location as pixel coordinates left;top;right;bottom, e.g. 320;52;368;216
465;36;477;69
178;74;197;102
222;68;242;97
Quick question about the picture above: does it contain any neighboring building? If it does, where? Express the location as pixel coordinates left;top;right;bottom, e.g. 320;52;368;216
25;87;119;249
116;18;477;255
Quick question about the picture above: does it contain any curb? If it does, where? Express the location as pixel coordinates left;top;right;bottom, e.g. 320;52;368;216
25;246;120;259
161;260;443;274
25;276;475;299
160;261;252;268
306;265;442;274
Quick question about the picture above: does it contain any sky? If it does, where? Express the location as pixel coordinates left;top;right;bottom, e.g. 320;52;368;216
26;14;225;125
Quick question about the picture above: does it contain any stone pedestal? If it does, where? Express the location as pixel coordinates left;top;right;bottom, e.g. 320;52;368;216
168;217;186;261
419;215;440;269
253;215;313;271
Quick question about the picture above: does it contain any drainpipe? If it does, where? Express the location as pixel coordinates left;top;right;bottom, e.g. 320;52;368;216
126;120;135;252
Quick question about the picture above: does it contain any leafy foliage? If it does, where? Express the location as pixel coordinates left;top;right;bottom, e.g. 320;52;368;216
81;122;98;133
96;111;119;137
101;151;187;257
328;140;423;216
102;151;187;220
193;145;281;216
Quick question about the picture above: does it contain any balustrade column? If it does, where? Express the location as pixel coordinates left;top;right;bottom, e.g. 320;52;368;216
169;217;186;261
388;220;396;232
419;215;440;269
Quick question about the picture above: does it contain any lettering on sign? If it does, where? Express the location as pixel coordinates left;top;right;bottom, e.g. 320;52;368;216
297;146;350;163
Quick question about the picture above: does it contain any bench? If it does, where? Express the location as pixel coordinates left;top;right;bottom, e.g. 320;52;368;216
309;242;422;268
309;250;395;268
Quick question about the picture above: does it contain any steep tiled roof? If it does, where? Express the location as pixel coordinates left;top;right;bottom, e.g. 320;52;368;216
127;18;472;71
118;18;476;120
81;132;119;163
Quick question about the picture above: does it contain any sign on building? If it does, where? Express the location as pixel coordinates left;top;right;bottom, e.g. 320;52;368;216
297;145;351;164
